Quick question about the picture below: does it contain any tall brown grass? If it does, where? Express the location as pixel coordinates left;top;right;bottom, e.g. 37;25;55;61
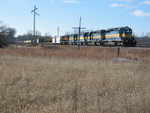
0;46;150;113
0;46;150;60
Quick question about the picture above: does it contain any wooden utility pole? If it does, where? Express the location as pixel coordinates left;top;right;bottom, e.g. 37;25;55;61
72;17;86;49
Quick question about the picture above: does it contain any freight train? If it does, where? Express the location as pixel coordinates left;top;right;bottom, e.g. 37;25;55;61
60;26;137;47
18;37;52;45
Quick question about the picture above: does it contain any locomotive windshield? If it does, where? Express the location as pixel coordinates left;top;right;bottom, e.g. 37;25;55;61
125;27;132;34
125;29;132;34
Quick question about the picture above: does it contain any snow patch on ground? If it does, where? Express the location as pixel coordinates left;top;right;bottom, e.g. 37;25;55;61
112;58;138;62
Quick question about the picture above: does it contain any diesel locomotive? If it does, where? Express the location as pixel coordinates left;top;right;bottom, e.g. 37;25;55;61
60;26;137;47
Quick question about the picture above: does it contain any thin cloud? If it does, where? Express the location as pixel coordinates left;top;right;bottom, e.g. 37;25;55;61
110;3;135;8
111;3;124;7
131;10;150;17
140;0;150;5
63;0;78;3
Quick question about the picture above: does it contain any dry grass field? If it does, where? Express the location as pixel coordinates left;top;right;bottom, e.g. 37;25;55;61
0;46;150;113
1;45;150;60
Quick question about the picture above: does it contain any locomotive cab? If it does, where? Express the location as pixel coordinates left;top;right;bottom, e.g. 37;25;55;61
101;30;106;40
119;27;136;47
83;32;89;45
119;27;133;39
60;35;69;45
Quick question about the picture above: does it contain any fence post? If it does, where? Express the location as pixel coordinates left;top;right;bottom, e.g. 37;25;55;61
117;48;120;57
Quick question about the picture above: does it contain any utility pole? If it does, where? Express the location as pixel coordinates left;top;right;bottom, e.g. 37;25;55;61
72;17;86;49
31;5;39;43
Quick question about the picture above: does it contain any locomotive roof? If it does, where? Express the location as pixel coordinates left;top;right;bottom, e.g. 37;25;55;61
107;26;131;31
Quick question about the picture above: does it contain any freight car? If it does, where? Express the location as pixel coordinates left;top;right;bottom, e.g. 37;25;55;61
60;26;137;47
38;37;52;44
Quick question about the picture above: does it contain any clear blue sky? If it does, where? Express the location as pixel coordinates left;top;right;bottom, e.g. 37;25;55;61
0;0;150;36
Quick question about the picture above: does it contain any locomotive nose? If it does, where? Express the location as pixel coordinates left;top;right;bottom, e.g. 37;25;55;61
125;34;132;38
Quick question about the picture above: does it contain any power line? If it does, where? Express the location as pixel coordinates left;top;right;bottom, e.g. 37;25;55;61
72;17;86;49
31;5;39;43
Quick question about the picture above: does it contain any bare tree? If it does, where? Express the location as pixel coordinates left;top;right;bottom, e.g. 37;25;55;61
0;22;16;47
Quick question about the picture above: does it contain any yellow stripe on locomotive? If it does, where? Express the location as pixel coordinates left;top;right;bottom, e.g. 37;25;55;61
105;34;120;38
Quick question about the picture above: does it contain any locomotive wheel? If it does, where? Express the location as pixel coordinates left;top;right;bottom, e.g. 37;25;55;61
85;42;88;45
115;42;118;46
95;42;97;46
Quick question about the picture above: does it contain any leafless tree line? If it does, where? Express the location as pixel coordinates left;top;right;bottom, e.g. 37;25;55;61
0;22;16;48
